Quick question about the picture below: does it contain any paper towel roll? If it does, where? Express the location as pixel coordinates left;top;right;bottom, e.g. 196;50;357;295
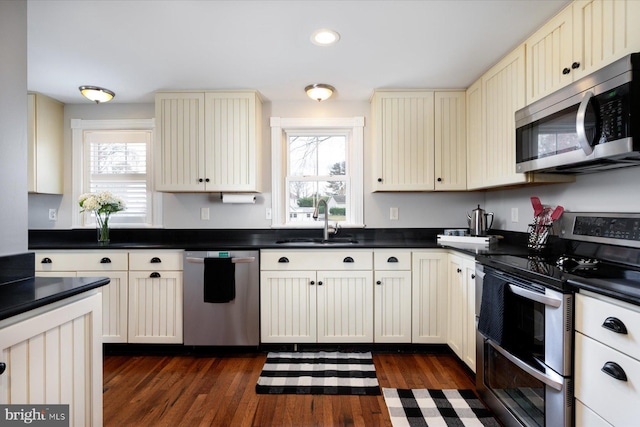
222;194;256;204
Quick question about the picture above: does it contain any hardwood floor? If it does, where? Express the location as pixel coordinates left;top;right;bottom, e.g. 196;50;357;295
103;351;476;426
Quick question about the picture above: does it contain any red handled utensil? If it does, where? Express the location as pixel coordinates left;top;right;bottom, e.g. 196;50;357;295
531;196;544;217
551;205;564;221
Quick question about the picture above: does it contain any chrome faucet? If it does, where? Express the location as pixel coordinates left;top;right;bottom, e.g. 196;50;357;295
313;199;336;241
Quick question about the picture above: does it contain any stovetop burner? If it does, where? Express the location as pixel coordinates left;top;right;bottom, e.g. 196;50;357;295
556;256;600;272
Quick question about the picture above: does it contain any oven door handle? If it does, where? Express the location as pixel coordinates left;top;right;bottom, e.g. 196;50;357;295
487;340;564;391
508;284;562;308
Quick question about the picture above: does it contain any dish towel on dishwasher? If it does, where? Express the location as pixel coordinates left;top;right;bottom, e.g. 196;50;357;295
203;258;236;303
478;273;508;346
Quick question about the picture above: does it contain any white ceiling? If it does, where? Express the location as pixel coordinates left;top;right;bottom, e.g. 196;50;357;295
27;0;571;104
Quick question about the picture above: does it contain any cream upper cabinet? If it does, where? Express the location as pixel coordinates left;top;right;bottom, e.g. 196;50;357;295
465;79;484;190
481;46;529;188
372;90;435;191
371;90;466;191
155;90;262;192
434;92;467;191
527;0;640;104
27;92;64;194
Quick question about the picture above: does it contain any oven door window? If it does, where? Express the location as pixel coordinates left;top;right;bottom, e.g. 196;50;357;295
503;288;546;367
485;343;545;427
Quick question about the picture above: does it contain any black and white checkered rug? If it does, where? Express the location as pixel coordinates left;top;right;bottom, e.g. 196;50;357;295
255;351;381;395
383;388;500;426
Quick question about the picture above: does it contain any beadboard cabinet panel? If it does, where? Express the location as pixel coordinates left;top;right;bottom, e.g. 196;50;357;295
0;293;103;427
412;251;448;344
434;91;466;191
154;92;206;191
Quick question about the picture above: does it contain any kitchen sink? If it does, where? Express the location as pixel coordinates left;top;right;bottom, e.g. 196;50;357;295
274;237;359;245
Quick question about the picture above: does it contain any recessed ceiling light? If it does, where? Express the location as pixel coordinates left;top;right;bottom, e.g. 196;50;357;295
311;29;340;46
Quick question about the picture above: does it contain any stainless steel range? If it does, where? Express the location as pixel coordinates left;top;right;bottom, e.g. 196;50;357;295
476;212;640;427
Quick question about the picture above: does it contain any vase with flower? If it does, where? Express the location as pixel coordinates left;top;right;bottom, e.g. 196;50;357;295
79;191;126;245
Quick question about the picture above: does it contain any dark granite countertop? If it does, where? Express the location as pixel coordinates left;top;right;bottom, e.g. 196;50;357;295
0;252;110;322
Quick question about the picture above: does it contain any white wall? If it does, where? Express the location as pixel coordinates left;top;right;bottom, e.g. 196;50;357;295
0;0;28;255
485;166;640;232
28;98;485;230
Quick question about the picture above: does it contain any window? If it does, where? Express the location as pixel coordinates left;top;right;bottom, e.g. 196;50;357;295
270;117;364;228
71;119;161;228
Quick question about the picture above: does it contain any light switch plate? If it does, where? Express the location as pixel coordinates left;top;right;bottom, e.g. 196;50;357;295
511;207;518;223
390;207;399;221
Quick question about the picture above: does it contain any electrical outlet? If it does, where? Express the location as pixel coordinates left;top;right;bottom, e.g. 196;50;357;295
265;208;272;220
48;208;58;221
390;207;399;221
200;207;210;220
511;207;519;223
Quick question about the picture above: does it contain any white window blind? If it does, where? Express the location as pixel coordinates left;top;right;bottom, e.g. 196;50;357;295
83;130;152;226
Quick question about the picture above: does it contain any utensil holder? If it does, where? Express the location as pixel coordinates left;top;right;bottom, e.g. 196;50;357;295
527;223;552;251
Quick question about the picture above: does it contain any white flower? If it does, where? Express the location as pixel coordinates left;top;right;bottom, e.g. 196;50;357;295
79;191;126;215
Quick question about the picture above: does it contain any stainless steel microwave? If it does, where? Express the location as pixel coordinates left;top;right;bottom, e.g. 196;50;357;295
515;53;640;174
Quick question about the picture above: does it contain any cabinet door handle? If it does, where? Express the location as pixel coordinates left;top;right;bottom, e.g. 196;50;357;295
278;257;289;263
457;268;462;273
572;61;580;69
601;361;627;381
377;178;383;183
198;178;204;183
602;317;628;335
205;178;210;182
100;257;112;264
150;257;162;263
437;177;442;182
387;256;398;263
150;272;161;278
376;280;382;285
41;257;52;264
471;274;476;279
0;362;5;375
310;281;315;285
562;67;571;75
318;281;323;286
343;257;354;263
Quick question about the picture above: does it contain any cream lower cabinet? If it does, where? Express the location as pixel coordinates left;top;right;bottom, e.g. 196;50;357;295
34;250;183;344
575;292;640;426
374;250;412;343
0;292;103;426
35;250;129;343
260;250;374;343
128;251;183;344
411;250;448;344
447;253;476;372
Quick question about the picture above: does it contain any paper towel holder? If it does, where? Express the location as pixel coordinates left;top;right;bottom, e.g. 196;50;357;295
220;193;257;204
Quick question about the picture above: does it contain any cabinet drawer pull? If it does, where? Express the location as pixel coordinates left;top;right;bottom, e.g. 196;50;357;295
0;362;6;375
601;361;627;381
41;257;52;264
150;272;161;278
562;67;571;75
387;256;398;263
318;281;323;286
310;281;315;286
100;257;112;264
150;257;162;263
278;257;289;263
343;257;354;263
376;280;382;285
602;317;628;334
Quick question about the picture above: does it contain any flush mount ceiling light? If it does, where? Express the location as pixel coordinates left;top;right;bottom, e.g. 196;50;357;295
305;84;335;102
79;85;115;103
310;29;340;46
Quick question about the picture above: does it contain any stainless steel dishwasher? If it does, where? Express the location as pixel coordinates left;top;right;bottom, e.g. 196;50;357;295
183;250;259;346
